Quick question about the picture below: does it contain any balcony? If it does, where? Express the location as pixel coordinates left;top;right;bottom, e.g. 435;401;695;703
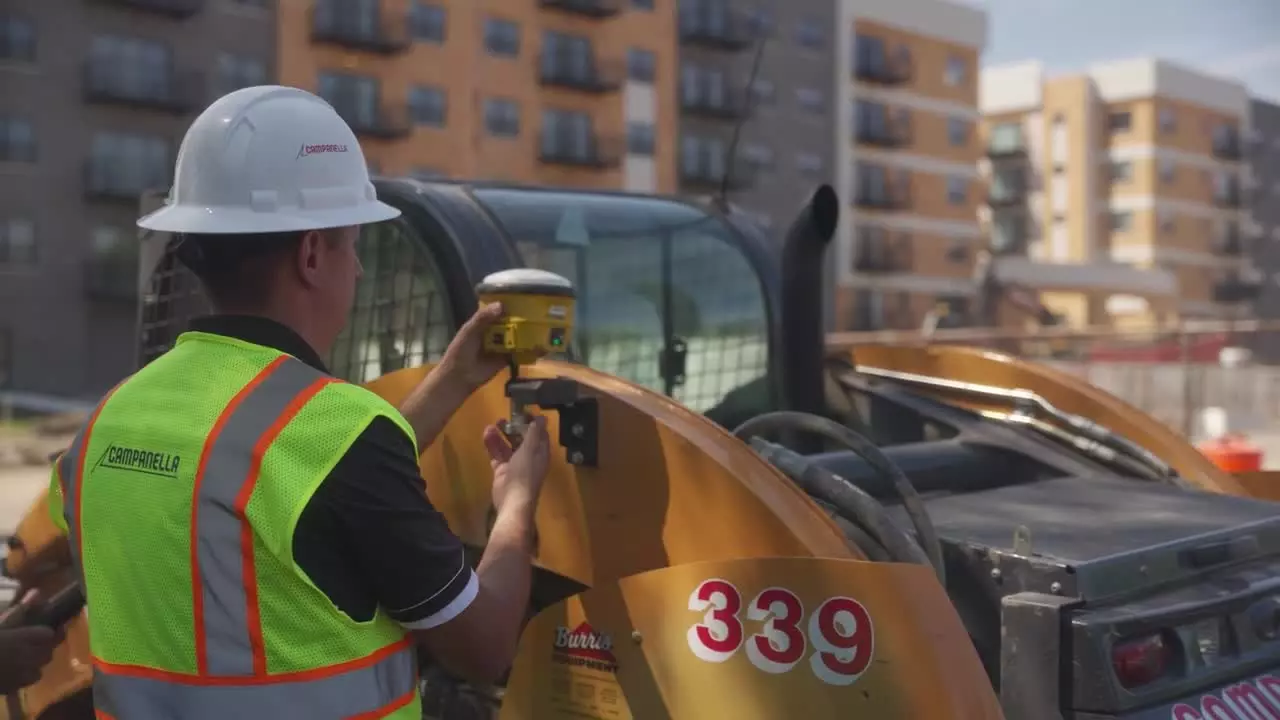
1213;271;1264;303
679;9;756;51
89;0;203;19
1213;136;1243;161
986;133;1027;160
853;229;912;273
681;87;751;120
82;65;204;114
854;56;912;86
539;57;625;93
85;253;140;302
83;161;169;204
986;177;1027;208
539;0;623;18
853;186;910;211
539;133;625;169
990;212;1029;256
680;158;755;192
310;6;412;55
855;119;911;148
1214;228;1246;256
330;103;412;140
1213;184;1242;209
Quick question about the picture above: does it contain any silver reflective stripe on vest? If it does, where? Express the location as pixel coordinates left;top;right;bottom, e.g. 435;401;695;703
57;427;88;585
194;356;326;676
95;643;417;720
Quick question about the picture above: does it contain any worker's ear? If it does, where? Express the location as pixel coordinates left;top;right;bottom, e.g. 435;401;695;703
293;229;327;288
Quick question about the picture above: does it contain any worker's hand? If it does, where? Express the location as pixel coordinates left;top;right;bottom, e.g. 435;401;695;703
439;303;510;392
0;590;63;695
483;416;551;514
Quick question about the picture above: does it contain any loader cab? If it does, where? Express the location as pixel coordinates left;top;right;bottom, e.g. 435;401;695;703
136;180;783;425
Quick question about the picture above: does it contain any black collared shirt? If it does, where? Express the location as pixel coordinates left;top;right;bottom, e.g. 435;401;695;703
187;316;477;629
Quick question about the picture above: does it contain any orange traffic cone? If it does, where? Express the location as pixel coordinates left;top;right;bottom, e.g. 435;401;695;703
1198;434;1263;473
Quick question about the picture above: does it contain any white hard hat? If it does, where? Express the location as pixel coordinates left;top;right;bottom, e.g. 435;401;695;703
137;85;400;235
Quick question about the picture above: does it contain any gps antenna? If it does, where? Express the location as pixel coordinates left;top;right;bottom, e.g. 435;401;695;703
714;31;769;212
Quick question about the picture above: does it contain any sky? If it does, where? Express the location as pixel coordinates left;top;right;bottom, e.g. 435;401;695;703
974;0;1280;103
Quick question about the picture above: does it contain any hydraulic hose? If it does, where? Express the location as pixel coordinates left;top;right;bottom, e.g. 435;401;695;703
734;411;946;585
750;437;927;568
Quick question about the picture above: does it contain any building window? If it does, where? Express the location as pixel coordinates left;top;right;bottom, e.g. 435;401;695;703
747;5;774;36
631;0;654;8
627;48;655;83
318;71;381;127
0;15;36;61
1159;210;1176;235
0;116;35;163
88;35;176;104
947;117;969;146
1110;160;1133;182
795;87;824;114
751;78;775;104
795;18;823;48
409;2;446;43
484;18;520;57
1110;210;1133;232
626;121;654;156
0;218;35;265
945;55;966;86
795;152;823;175
541;109;593;160
484;97;520;137
408;85;446;126
1158;107;1176;134
742;143;774;170
1159;157;1176;184
87;132;171;196
1108;111;1131;132
541;30;594;81
215;53;266;95
947;176;967;204
681;134;726;178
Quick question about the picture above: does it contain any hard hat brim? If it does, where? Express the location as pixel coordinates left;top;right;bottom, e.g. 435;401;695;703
136;199;403;235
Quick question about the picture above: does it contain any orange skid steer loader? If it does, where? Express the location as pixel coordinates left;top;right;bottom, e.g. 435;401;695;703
6;182;1280;720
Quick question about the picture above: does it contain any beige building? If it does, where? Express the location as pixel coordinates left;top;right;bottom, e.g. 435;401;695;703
830;0;988;331
979;58;1259;329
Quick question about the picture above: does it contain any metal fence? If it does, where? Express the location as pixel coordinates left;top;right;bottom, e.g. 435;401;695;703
827;319;1280;439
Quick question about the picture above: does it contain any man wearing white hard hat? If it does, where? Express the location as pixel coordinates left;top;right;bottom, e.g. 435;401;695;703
45;86;548;719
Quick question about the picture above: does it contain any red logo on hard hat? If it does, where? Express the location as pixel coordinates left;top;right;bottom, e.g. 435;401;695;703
297;143;349;158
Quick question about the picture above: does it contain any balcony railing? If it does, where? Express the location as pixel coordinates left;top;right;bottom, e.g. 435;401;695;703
1213;137;1243;161
679;9;755;51
1213;272;1263;303
681;87;751;120
854;56;912;85
855;120;911;148
853;230;912;272
330;103;413;139
986;134;1026;159
987;179;1027;207
85;254;140;301
83;161;169;204
853;187;910;210
89;0;203;19
1214;229;1246;256
539;0;623;18
310;6;412;55
539;133;625;169
680;158;755;191
539;57;626;93
82;64;204;114
1213;185;1242;209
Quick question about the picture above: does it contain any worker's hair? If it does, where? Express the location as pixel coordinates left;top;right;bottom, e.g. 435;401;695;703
174;230;342;311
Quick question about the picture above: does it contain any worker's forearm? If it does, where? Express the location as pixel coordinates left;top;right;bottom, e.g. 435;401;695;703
398;364;471;450
474;500;537;664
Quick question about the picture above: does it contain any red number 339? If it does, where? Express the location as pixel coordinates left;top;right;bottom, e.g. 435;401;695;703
686;578;875;686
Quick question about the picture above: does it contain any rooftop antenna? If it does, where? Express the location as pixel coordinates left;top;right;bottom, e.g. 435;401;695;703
714;28;769;214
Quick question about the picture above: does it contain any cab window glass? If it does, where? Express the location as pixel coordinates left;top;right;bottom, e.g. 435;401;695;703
470;188;771;414
329;218;455;383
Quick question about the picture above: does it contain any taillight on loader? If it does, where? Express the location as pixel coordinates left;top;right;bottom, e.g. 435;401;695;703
1112;631;1176;689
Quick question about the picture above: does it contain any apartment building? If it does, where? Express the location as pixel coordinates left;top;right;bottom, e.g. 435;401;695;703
828;0;988;332
1248;99;1280;360
675;0;836;234
0;0;276;398
980;59;1255;330
278;0;677;192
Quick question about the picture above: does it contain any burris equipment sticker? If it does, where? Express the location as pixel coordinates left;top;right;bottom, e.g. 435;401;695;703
552;623;618;674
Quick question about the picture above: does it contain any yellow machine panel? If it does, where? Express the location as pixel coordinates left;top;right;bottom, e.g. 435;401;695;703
499;557;1004;719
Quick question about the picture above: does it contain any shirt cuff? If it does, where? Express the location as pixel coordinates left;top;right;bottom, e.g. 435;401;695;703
396;569;479;631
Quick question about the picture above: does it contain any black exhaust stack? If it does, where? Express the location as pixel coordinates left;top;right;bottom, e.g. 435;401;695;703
779;184;839;423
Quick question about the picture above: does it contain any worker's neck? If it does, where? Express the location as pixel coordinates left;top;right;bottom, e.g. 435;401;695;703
214;301;333;359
